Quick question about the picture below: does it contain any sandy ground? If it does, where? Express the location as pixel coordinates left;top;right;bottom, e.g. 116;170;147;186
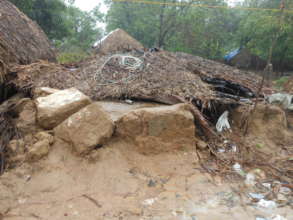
0;102;292;220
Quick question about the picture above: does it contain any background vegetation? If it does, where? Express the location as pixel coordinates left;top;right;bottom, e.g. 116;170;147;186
8;0;293;70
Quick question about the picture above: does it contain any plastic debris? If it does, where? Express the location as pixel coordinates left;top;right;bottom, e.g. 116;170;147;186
267;93;293;110
230;144;237;152
256;217;268;220
125;99;134;105
249;193;265;200
94;54;144;85
142;198;157;206
240;98;253;104
245;173;256;186
262;183;272;189
279;186;291;195
257;199;277;209
218;148;225;153
233;163;246;176
216;111;231;132
270;215;287;220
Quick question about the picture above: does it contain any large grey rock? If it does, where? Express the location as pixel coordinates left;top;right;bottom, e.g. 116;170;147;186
54;103;115;155
36;88;91;129
116;104;198;155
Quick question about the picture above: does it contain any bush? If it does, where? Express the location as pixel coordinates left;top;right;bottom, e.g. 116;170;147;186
274;76;290;90
57;51;90;64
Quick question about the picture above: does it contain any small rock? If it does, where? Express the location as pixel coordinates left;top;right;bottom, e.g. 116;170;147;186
196;140;207;150
148;179;157;187
276;193;287;202
7;139;25;156
26;132;54;161
27;139;50;161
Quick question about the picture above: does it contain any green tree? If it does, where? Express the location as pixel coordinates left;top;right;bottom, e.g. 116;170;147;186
9;0;70;40
58;6;103;51
237;0;293;70
105;0;237;59
9;0;104;53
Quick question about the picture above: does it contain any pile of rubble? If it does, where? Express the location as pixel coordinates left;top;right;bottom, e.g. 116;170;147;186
0;9;292;194
4;87;199;162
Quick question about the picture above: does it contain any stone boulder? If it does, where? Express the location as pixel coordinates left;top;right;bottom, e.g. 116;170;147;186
54;103;115;155
116;104;197;155
36;88;91;129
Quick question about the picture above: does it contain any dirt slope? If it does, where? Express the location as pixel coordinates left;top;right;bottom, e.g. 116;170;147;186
1;139;292;220
1;102;292;220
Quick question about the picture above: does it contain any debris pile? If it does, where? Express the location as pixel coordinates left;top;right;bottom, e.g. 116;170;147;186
0;27;292;196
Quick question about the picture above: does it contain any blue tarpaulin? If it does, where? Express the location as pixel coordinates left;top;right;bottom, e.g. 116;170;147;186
224;48;240;62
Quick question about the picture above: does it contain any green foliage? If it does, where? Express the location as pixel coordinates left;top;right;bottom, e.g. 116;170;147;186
9;0;70;40
9;0;104;55
274;76;290;89
236;0;293;68
256;143;264;149
8;0;293;68
57;6;103;51
105;0;242;60
106;0;293;65
57;51;90;64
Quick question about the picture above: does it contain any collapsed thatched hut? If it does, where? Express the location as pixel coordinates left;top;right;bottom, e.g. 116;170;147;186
93;28;144;54
0;0;56;80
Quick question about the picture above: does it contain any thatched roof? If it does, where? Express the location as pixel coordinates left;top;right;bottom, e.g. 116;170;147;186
0;0;56;80
93;29;144;54
5;28;269;110
9;50;267;106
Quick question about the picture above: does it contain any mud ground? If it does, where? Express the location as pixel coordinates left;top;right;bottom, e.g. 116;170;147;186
0;102;292;220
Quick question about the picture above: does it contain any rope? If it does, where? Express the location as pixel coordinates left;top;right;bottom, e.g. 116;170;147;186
112;0;293;13
94;54;144;86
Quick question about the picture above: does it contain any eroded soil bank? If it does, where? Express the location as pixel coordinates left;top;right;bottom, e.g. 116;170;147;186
1;101;292;220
